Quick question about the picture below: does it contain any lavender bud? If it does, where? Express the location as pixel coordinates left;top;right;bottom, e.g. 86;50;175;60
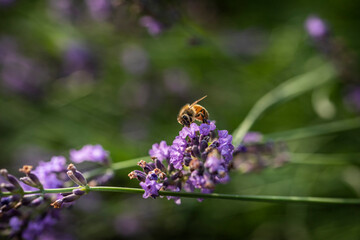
51;199;63;209
154;159;166;172
21;195;39;206
128;170;146;182
184;156;192;166
0;169;22;191
1;183;16;192
137;160;154;174
72;189;86;196
191;136;199;145
19;177;37;188
27;172;42;189
147;171;158;181
61;192;72;197
63;193;81;203
199;140;208;152
29;196;44;207
67;164;87;186
210;130;216;140
191;145;201;158
168;163;175;172
170;171;183;181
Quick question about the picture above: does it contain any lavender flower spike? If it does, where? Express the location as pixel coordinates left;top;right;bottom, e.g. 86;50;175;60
130;121;234;204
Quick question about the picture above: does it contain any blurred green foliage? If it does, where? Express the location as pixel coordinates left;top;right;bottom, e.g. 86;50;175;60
1;0;360;239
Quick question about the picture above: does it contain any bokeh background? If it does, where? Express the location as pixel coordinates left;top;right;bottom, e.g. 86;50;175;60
1;0;360;239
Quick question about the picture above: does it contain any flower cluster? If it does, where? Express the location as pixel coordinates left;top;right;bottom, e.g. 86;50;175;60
232;132;289;173
129;122;234;204
0;144;110;240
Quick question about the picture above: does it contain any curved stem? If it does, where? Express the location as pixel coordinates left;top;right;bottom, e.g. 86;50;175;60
232;64;335;147
2;186;360;205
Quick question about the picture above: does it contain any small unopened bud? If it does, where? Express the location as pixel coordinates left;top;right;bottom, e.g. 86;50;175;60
51;199;63;209
199;140;208;153
19;177;40;189
184;156;192;166
191;146;201;158
22;195;40;206
1;183;16;192
171;171;183;181
128;170;146;182
29;196;44;207
137;160;154;173
73;189;85;196
154;159;166;172
0;169;22;192
67;164;87;186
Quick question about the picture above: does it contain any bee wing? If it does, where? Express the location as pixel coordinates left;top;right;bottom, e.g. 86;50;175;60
190;95;207;107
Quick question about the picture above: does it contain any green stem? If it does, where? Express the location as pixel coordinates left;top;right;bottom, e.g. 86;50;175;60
2;186;360;205
232;64;335;147
263;117;360;142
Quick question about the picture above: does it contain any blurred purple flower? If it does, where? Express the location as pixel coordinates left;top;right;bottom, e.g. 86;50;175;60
70;144;109;164
85;0;111;21
305;15;329;39
62;42;97;77
243;132;263;144
149;141;170;162
0;37;49;97
139;16;163;36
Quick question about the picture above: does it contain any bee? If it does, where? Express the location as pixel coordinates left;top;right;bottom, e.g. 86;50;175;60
177;95;209;127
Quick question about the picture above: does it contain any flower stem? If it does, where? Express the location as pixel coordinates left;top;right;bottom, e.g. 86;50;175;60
232;64;336;147
2;186;360;205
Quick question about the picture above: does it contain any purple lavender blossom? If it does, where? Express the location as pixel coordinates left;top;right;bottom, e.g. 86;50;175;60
139;178;162;199
130;121;234;204
70;144;109;164
149;141;170;162
139;16;163;36
305;15;329;39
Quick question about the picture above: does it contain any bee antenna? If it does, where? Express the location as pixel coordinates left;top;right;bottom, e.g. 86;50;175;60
190;95;207;107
